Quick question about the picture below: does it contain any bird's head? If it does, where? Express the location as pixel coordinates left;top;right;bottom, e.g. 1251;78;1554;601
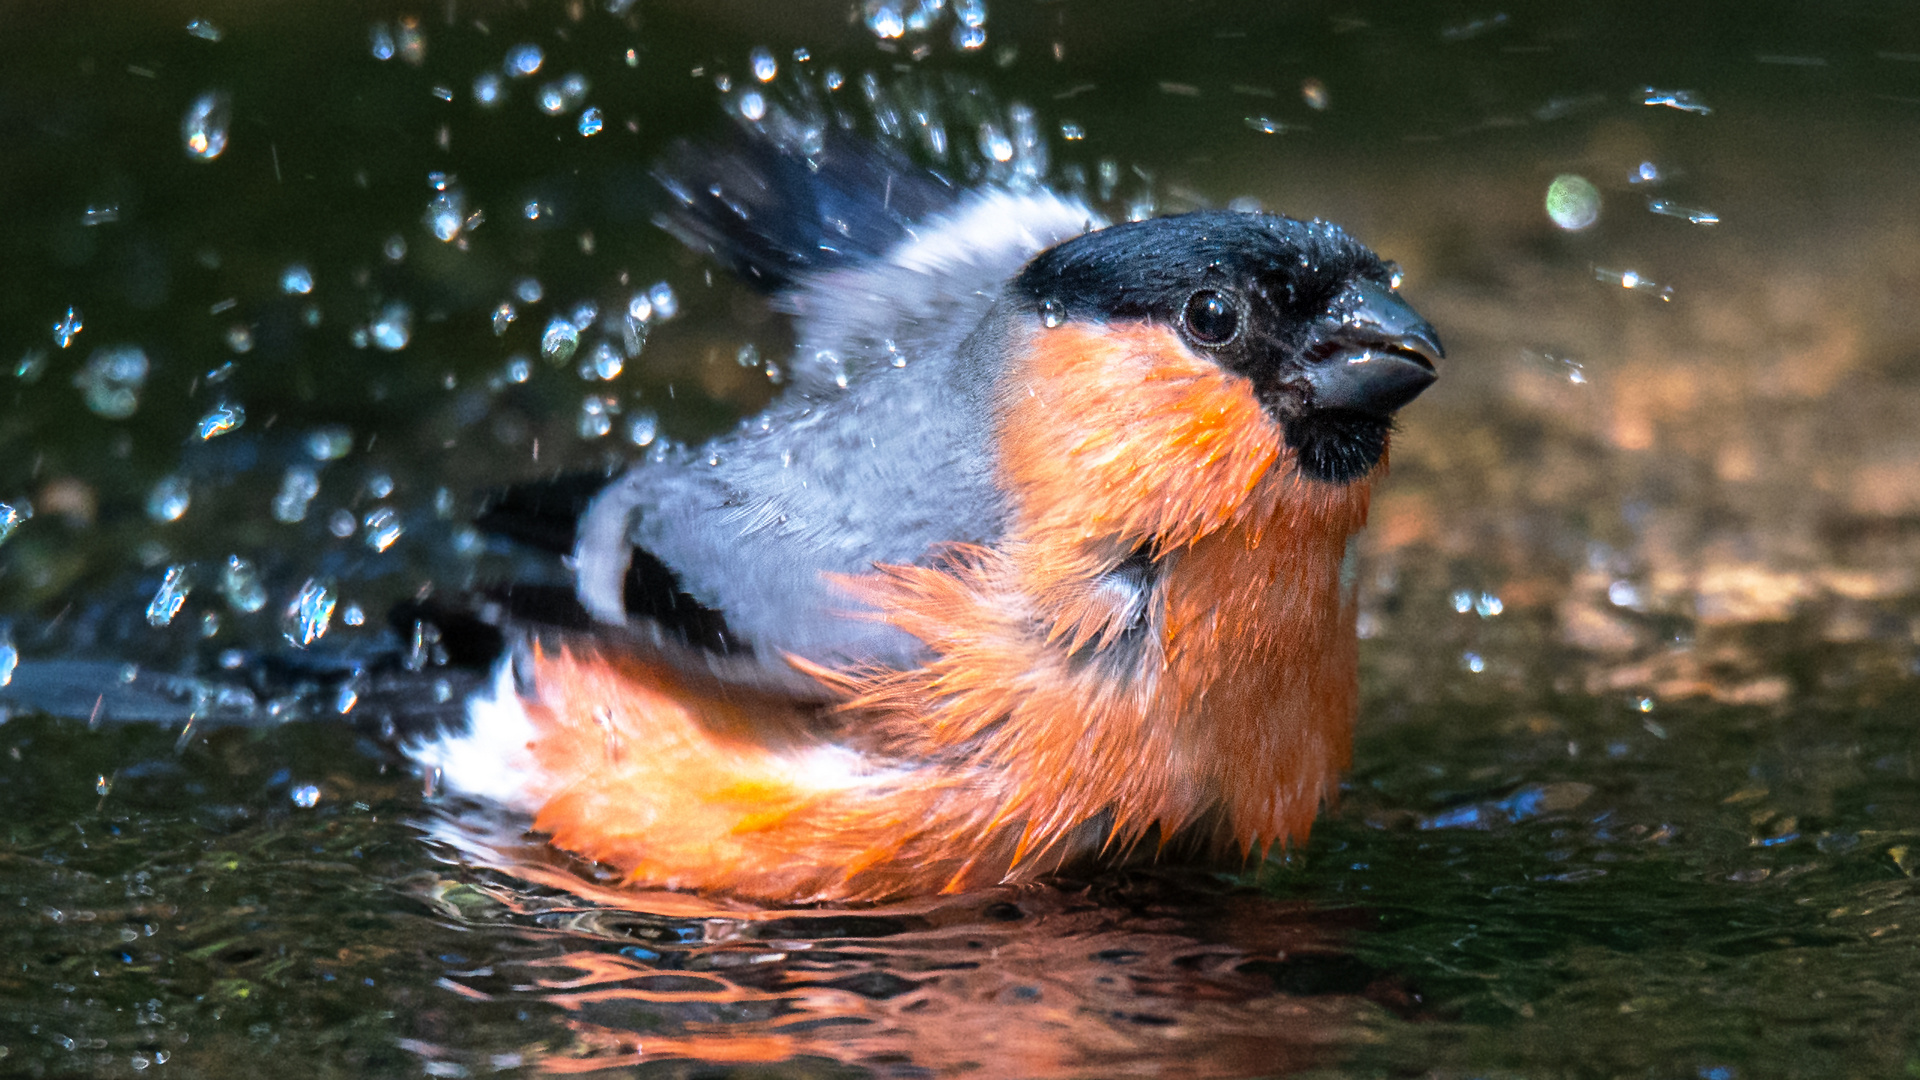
1009;210;1441;487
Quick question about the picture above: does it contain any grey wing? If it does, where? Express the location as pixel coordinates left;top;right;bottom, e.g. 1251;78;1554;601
578;175;1103;690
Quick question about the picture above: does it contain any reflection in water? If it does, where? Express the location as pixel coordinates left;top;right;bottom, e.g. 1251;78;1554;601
411;808;1418;1078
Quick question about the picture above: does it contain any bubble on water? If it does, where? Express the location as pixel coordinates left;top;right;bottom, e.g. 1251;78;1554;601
866;2;906;38
1647;200;1719;225
627;411;658;447
182;91;231;160
291;784;321;808
0;501;29;546
647;283;678;320
737;90;767;121
514;277;544;304
196;402;244;440
0;629;16;688
1545;174;1601;230
370;302;412;351
283;579;336;647
425;190;466;241
750;47;778;82
52;307;83;349
362;507;402;552
472;71;505;108
221;555;267;613
541;317;580;364
1040;299;1065;327
578;395;613;438
271;465;320;523
75;345;149;419
146;565;191;628
538;74;589;115
369;22;396;61
583;340;623;381
578;106;604;136
279;264;314;295
186;18;223;42
1641;87;1711;114
1301;77;1330;110
146;476;191;522
505;43;544;77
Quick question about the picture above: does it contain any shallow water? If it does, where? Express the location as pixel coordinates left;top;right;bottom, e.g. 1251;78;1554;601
4;1;1919;1077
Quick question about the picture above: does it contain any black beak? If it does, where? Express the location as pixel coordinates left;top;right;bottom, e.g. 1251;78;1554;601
1301;281;1443;417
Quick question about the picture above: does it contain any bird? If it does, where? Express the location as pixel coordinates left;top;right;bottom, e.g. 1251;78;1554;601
408;128;1443;904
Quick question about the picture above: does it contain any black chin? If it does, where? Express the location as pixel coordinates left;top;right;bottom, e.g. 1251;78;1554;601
1284;411;1391;484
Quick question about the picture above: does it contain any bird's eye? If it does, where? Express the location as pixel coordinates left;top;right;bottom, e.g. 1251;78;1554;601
1182;290;1239;345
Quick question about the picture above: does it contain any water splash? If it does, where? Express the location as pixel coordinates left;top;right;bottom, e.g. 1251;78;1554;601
147;476;191;522
146;565;191;627
181;91;231;160
75;345;149;419
282;579;336;647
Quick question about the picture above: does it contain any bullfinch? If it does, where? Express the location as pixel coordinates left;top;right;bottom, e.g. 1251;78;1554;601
409;130;1443;903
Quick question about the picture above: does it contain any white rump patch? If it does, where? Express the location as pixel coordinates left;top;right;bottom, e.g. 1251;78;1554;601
405;658;542;812
890;189;1101;275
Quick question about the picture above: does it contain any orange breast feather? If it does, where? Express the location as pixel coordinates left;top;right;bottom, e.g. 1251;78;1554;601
520;322;1372;902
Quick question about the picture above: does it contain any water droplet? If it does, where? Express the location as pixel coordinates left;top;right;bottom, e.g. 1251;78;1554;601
185;18;223;42
280;264;314;295
83;204;121;226
181;91;231;160
737;90;767;121
569;300;599;329
1059;121;1085;140
383;234;408;262
504;43;544;78
866;3;905;39
52;307;83;348
492;301;517;335
1475;592;1504;618
1545;174;1600;230
581;340;623;381
1641;87;1711;114
370;302;412;351
978;121;1014;163
504;355;531;383
291;784;321;808
363;507;402;552
344;602;367;626
1647;200;1719;225
75;345;150;419
578;106;604;136
622;308;650;358
541;317;581;363
953;23;986;49
1451;589;1474;614
578;395;613;438
272;465;320;523
283;579;336;647
394;17;425;65
424;190;466;241
147;476;191;522
1040;299;1066;327
0;630;16;688
1607;580;1642;608
1630;161;1663;185
627;411;658;447
146;565;191;628
514;277;544;304
1462;651;1486;674
368;22;396;61
825;69;845;91
196;401;245;440
0;501;29;545
647;282;678;320
1301;78;1330;110
221;555;267;613
750;47;778;82
537;73;589;115
472;71;505;107
327;508;356;537
366;473;394;499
